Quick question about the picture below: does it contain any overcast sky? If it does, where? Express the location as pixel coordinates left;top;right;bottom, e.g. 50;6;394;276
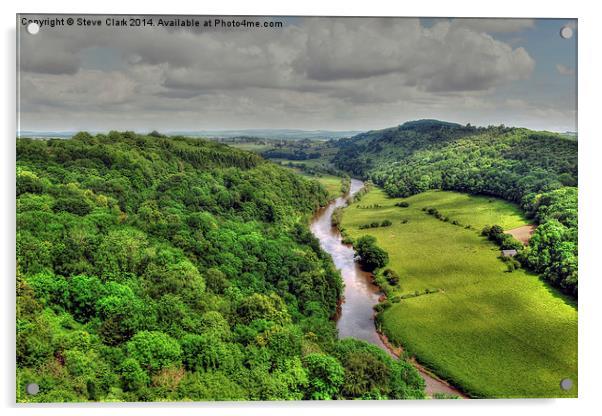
17;15;577;133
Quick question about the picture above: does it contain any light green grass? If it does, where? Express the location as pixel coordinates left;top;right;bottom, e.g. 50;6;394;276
310;174;343;200
341;188;577;398
282;166;342;199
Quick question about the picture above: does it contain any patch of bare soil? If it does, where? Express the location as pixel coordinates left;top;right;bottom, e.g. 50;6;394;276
505;224;536;245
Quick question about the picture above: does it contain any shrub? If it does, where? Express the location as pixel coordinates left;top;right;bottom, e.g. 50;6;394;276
355;236;389;271
331;207;343;227
383;268;400;285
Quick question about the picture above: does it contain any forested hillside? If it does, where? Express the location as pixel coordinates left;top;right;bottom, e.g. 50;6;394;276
333;120;578;296
16;132;424;402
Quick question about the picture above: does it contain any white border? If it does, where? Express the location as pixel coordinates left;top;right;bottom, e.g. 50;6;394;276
3;1;600;416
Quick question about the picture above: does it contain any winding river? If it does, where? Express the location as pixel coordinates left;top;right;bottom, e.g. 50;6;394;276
310;178;466;398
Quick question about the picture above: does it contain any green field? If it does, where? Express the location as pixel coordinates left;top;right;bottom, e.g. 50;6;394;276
341;188;578;398
279;166;343;200
309;174;343;200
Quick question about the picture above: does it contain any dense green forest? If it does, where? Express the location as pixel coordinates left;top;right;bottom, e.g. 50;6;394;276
333;120;578;296
16;132;425;402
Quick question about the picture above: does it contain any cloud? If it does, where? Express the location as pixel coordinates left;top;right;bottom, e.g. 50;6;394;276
450;18;535;33
556;64;575;76
19;33;81;75
16;15;575;132
294;18;535;92
20;69;141;113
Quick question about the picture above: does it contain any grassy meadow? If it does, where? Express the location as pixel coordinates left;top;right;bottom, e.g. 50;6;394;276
340;188;578;398
311;175;344;200
281;168;343;200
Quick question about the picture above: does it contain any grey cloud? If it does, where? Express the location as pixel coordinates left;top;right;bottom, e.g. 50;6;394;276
16;15;574;132
19;30;81;74
20;49;80;75
295;19;535;92
450;18;535;33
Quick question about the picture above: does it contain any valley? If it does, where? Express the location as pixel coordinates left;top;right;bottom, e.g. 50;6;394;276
16;120;578;401
223;119;578;398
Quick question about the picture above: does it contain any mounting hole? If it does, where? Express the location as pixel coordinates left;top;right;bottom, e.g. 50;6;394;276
560;378;573;391
26;383;39;395
26;22;40;35
560;26;573;39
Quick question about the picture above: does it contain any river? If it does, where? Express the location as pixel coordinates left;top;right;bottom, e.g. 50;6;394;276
309;178;466;398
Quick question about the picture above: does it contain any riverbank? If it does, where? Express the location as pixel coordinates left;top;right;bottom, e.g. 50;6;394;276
310;179;467;399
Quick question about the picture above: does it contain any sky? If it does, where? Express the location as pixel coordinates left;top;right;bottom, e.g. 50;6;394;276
17;15;577;133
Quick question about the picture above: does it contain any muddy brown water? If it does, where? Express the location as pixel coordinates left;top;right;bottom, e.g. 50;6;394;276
309;178;467;398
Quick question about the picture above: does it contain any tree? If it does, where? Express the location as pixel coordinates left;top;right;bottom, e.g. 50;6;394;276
97;283;152;345
148;130;164;138
143;259;205;300
95;228;148;280
17;170;46;196
204;268;230;294
121;357;150;392
16;132;427;401
68;274;105;321
341;350;390;398
303;353;345;400
126;331;182;373
355;235;389;271
236;293;290;325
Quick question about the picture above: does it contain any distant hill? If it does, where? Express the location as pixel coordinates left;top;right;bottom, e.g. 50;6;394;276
169;129;363;140
18;131;76;139
18;129;363;141
397;119;463;130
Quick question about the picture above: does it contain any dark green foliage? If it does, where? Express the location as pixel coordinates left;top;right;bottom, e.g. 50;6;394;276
355;235;389;271
235;293;290;326
383;269;400;286
483;225;524;251
262;149;321;160
523;220;577;295
303;353;345;400
333;121;577;296
120;358;150;391
424;207;448;222
148;130;164;138
358;219;391;229
331;207;343;227
340;176;351;195
126;331;182;373
16;132;423;402
332;339;424;399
